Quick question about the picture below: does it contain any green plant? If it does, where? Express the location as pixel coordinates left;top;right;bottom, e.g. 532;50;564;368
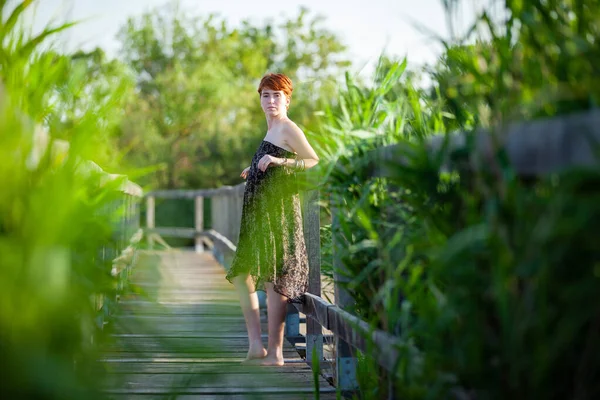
0;2;137;397
315;1;600;398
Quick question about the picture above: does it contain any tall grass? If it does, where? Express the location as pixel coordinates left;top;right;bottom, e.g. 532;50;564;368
0;2;135;398
314;0;600;398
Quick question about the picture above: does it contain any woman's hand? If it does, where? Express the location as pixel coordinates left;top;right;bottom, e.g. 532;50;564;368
240;166;250;179
257;155;282;172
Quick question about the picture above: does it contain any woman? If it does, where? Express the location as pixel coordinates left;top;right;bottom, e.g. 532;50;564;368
225;73;319;366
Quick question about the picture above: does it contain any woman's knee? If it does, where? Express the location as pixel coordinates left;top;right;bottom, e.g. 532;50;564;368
232;274;255;292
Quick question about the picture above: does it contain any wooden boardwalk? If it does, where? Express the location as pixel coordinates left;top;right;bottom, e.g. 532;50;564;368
101;250;337;399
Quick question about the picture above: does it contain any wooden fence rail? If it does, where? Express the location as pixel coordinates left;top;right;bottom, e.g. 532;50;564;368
95;178;144;332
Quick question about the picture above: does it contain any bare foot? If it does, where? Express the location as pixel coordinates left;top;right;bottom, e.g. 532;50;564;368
242;348;267;364
259;354;284;366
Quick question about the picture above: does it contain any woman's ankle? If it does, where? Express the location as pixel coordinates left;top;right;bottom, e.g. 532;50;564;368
249;340;265;350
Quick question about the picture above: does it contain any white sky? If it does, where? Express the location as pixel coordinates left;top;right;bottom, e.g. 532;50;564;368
28;0;480;77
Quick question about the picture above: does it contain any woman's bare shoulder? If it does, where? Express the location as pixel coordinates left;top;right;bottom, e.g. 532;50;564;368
283;119;304;137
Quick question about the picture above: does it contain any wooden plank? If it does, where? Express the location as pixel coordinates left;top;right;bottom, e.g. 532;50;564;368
101;250;336;397
146;196;155;249
101;361;313;374
298;293;401;372
102;349;300;358
205;229;237;268
230;192;243;246
105;387;335;395
109;337;263;350
116;304;242;316
302;189;323;364
104;371;322;388
119;291;238;301
223;195;233;241
331;195;358;391
107;337;299;352
195;196;204;252
111;321;249;334
102;357;310;364
111;333;265;339
294;293;331;329
285;303;300;340
109;394;337;400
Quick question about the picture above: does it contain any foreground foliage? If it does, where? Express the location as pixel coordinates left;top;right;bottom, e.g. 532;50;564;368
315;0;600;398
1;2;135;397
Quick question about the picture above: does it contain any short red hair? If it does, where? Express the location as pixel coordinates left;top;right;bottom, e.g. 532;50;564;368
257;73;293;98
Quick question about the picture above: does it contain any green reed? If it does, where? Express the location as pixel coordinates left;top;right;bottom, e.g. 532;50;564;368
0;2;137;398
314;1;600;398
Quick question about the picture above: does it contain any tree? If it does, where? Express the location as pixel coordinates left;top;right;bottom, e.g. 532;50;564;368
116;2;350;189
44;48;136;168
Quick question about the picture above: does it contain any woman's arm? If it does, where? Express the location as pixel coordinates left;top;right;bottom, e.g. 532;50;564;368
257;122;319;172
279;122;319;170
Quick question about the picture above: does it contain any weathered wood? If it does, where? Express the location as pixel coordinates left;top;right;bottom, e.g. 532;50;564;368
109;394;334;400
293;293;329;329
104;371;327;388
101;251;336;398
293;293;331;329
231;192;243;245
204;229;237;269
145;196;155;249
285;303;300;341
225;195;234;241
105;387;336;395
295;294;401;372
194;196;204;253
211;195;220;238
103;349;301;359
302;189;323;365
103;361;313;374
331;195;358;391
103;332;303;350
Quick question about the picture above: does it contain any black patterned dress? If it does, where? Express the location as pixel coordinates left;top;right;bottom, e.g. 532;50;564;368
226;140;309;302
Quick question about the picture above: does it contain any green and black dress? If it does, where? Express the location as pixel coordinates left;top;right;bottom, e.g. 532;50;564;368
225;140;308;302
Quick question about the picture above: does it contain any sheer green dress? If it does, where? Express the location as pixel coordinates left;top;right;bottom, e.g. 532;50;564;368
225;140;309;302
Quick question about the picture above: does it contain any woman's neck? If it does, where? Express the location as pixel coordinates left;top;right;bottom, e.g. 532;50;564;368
266;113;288;130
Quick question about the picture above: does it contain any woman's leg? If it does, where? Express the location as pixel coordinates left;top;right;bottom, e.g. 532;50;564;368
261;282;288;366
231;274;266;361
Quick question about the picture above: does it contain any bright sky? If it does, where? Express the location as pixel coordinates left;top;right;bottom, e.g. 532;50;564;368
29;0;479;77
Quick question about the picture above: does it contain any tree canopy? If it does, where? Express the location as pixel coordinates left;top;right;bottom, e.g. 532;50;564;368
115;4;350;189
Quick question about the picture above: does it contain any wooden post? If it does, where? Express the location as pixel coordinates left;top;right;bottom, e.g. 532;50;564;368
224;192;233;242
304;189;323;365
234;190;244;244
285;303;300;341
212;195;221;239
332;193;358;391
146;196;155;250
231;192;243;245
195;196;204;253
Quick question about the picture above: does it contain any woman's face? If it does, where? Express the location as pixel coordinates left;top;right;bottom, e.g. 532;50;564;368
260;88;290;117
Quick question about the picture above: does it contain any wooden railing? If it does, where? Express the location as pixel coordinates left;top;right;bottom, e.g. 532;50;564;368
142;108;600;394
144;185;245;253
95;179;144;329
